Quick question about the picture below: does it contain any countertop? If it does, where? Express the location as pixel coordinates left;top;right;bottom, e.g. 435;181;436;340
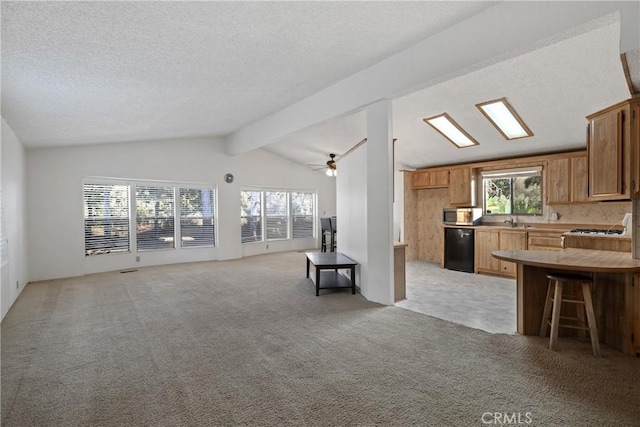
492;248;640;273
443;223;626;235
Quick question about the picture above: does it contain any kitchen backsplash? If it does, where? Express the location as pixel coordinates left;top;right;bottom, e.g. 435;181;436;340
547;202;631;225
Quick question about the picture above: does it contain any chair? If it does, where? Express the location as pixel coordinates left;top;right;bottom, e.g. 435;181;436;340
320;217;332;252
329;216;337;252
539;272;600;357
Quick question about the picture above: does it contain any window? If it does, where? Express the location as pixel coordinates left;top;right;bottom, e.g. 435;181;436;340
482;168;542;215
265;191;288;240
180;188;215;247
83;183;130;256
291;192;314;238
136;186;175;251
241;190;263;243
241;189;316;243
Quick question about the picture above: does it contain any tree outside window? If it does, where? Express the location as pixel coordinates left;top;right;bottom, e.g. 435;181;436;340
484;173;542;215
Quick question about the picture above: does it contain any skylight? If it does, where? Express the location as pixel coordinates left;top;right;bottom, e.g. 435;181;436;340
423;113;479;148
476;98;533;140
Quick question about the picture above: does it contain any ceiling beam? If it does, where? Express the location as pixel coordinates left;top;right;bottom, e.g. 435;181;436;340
225;1;639;156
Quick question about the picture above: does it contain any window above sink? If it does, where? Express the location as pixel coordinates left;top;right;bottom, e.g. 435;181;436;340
481;167;542;216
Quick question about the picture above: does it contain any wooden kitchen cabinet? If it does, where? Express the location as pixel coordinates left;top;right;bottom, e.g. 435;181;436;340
411;168;449;189
475;228;526;277
634;101;640;195
546;153;590;204
546;157;570;204
526;230;565;251
633;276;640;355
586;100;635;201
499;230;528;276
448;166;475;206
571;154;589;203
475;229;500;274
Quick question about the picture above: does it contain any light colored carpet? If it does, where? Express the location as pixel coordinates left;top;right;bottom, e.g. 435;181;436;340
2;251;639;426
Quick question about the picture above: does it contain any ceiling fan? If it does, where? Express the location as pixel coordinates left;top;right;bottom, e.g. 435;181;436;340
309;153;338;176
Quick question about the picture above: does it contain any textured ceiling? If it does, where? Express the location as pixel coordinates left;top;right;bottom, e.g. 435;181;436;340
625;50;640;93
1;1;496;147
264;19;632;170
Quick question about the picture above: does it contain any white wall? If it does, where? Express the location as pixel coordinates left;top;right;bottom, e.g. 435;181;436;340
393;170;404;242
26;138;335;281
336;143;368;293
1;118;29;320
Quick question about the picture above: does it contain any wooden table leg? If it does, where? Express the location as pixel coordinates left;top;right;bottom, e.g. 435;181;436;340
306;257;310;278
316;267;320;296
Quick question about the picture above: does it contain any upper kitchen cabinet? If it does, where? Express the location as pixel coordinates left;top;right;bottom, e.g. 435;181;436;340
411;168;449;189
586;99;639;201
546;152;589;204
571;153;590;203
448;166;476;206
546;157;570;204
635;101;640;195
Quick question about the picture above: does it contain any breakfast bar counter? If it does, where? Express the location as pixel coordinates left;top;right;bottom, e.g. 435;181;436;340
493;248;640;355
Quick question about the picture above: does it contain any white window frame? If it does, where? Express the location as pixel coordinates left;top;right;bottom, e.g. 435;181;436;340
83;178;133;257
83;177;217;256
481;167;543;216
241;187;316;244
179;186;216;249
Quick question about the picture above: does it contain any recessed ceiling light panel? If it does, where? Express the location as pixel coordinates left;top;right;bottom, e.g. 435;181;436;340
423;113;479;148
476;98;533;140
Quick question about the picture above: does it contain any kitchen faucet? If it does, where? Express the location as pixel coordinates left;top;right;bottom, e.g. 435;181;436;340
504;216;515;227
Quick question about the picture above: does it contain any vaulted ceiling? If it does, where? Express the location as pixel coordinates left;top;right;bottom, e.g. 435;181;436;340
265;19;632;169
1;1;637;171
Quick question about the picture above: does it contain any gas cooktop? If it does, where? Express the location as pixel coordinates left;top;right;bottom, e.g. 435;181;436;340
569;228;623;235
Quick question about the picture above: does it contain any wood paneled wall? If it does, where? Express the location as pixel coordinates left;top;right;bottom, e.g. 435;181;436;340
404;171;448;263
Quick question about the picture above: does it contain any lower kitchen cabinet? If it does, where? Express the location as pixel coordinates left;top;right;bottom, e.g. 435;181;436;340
499;230;528;276
633;276;640;355
475;229;500;273
527;230;565;251
475;229;527;277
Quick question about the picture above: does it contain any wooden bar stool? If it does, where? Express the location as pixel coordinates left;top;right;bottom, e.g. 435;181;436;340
539;272;600;357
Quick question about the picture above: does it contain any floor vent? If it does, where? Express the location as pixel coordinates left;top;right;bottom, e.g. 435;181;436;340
120;269;138;274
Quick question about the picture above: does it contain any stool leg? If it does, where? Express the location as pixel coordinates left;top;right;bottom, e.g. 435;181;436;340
540;281;554;337
575;284;587;342
549;280;563;351
581;282;601;357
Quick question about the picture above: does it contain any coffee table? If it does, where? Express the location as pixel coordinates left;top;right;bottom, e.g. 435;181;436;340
305;252;357;296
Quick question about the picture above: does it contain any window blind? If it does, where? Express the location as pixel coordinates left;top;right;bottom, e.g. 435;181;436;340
241;190;262;243
291;192;314;238
265;191;288;240
83;183;130;256
179;188;215;247
481;166;542;179
136;186;175;251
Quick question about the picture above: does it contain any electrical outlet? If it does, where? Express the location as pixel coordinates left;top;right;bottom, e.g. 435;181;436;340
16;280;19;289
136;256;140;262
266;244;269;249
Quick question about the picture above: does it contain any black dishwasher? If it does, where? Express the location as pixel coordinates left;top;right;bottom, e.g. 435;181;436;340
444;228;475;273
